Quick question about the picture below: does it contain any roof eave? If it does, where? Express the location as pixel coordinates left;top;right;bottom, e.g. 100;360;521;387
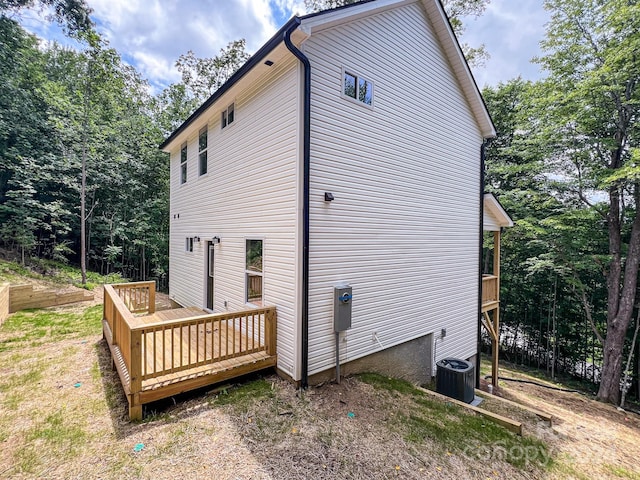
159;17;301;152
484;193;514;228
423;0;496;138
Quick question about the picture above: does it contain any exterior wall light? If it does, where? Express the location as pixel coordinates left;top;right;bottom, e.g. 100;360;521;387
324;192;335;202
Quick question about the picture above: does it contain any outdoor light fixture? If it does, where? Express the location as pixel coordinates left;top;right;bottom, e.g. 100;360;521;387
211;236;221;245
264;60;274;66
194;236;201;243
324;192;335;202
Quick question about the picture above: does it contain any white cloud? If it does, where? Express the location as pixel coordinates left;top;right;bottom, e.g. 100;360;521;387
461;0;550;87
85;0;301;90
17;0;548;91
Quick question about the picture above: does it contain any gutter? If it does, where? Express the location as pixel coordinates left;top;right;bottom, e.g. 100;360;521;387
283;19;311;389
477;140;487;389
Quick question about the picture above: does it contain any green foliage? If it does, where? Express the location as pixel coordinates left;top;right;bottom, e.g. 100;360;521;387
0;258;125;285
0;0;93;35
176;40;250;103
0;19;169;285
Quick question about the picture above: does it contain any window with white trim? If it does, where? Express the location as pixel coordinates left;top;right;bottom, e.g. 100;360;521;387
245;239;263;306
180;142;187;184
221;103;235;129
343;70;373;106
198;126;208;176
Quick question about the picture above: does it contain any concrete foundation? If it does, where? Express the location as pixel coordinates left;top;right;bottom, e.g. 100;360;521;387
309;334;434;386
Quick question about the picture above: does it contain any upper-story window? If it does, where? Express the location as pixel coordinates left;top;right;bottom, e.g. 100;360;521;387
343;70;373;106
221;103;235;129
198;126;208;176
180;142;188;184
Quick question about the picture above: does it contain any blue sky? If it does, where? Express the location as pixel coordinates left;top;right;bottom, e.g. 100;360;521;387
15;0;549;92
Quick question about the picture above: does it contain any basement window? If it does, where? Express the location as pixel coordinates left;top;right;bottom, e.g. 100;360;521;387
343;70;373;106
221;103;235;129
180;142;187;184
245;239;263;306
198;126;208;176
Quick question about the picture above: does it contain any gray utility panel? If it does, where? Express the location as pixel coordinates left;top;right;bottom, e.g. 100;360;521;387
333;285;352;332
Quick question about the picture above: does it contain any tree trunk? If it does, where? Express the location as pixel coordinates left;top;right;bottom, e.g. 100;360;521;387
80;140;86;285
597;183;640;403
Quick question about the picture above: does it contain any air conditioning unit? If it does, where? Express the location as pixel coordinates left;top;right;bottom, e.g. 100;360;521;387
435;358;475;403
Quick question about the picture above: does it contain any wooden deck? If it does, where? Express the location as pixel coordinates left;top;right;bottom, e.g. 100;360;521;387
103;282;277;419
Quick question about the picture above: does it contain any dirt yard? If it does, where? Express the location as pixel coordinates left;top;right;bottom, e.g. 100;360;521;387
0;296;639;479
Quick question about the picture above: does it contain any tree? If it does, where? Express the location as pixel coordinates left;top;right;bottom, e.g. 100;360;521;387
304;0;490;65
175;40;250;103
0;0;92;35
534;0;640;403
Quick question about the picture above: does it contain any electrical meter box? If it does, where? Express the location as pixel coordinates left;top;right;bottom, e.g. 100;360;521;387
333;285;352;332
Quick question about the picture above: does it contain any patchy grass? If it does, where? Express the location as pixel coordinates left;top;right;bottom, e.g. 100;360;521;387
360;373;552;470
603;464;640;480
0;304;102;352
212;379;275;408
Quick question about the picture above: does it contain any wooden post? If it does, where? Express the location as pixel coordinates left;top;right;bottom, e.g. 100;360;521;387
492;230;501;387
265;308;277;356
148;281;156;315
129;329;143;420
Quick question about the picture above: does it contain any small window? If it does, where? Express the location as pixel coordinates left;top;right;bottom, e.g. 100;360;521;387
245;239;263;306
343;70;373;106
221;103;235;129
198;126;208;176
180;143;187;184
185;237;193;252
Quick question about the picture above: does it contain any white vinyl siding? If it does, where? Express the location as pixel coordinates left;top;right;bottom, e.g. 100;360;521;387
304;2;482;375
169;57;300;378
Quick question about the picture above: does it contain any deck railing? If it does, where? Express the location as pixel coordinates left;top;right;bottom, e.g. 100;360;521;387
112;281;156;315
138;308;276;380
482;274;499;306
103;284;140;388
103;281;276;419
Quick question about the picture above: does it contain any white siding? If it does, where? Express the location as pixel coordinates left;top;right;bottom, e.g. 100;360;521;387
304;2;483;375
169;57;301;379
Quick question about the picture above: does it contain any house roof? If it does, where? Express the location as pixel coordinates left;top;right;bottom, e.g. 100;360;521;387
160;0;496;152
484;193;514;230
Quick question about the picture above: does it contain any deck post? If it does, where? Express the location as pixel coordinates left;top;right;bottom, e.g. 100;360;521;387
148;281;156;314
265;308;276;356
129;328;143;420
492;231;501;387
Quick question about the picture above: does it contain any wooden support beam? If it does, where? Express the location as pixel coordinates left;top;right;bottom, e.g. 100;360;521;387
492;230;501;388
417;386;522;435
492;307;500;388
474;389;553;426
482;311;497;340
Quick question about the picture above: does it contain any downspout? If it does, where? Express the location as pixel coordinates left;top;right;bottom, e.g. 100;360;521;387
477;140;487;389
284;19;311;389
